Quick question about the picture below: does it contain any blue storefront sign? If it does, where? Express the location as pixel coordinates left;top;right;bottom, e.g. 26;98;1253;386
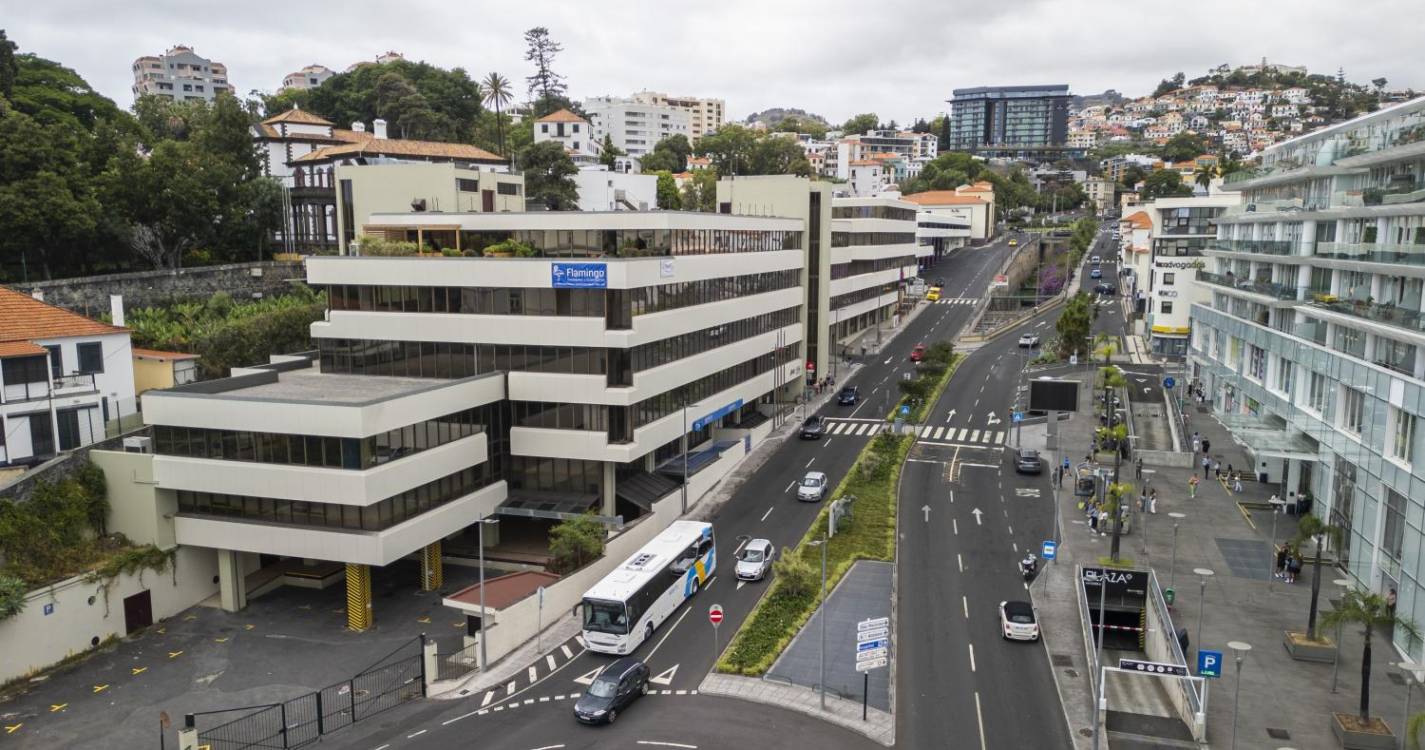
693;400;744;431
550;262;608;289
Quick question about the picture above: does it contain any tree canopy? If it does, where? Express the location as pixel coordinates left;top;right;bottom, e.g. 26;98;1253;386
695;124;811;177
518;140;578;210
1160;132;1208;163
263;59;484;142
638;134;691;173
841;112;879;134
1140;169;1194;200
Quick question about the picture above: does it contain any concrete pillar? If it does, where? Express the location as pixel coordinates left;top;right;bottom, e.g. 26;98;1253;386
601;462;617;517
345;563;373;632
177;721;199;750
217;549;247;613
1285;459;1302;506
421;541;443;592
1301;219;1317;257
421;635;439;690
643;452;657;472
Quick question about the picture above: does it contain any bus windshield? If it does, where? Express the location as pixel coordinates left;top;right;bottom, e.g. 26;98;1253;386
582;598;629;635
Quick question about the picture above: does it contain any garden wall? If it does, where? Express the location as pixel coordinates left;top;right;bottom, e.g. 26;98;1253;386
14;261;306;317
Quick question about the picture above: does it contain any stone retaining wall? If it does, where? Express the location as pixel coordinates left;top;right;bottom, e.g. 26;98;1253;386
14;261;307;317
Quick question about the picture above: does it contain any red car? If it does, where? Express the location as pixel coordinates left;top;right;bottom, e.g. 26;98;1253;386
910;344;927;362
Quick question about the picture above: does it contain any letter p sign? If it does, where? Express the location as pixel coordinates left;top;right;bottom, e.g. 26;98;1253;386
1197;649;1222;678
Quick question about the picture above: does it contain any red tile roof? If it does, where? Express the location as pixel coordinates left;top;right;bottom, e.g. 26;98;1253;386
0;287;126;347
902;191;987;206
133;348;200;361
262;108;334;127
0;341;48;359
1124;211;1153;229
292;137;505;164
536;108;588;124
445;571;561;611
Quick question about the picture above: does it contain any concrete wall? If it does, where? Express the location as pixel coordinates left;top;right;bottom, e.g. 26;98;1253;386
15;261;306;317
1142;574;1206;740
477;418;774;663
90;449;174;549
0;545;219;684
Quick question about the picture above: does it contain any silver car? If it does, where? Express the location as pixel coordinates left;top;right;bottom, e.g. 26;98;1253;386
797;471;829;502
735;539;775;581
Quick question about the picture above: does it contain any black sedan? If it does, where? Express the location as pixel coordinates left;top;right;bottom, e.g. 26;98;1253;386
838;386;860;405
1014;448;1043;474
574;657;649;724
800;416;826;439
1094;282;1117;295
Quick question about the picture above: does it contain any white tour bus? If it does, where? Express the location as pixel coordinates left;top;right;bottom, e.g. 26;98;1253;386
579;520;716;655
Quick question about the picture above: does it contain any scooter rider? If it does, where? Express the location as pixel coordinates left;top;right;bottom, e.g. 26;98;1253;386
1020;553;1038;578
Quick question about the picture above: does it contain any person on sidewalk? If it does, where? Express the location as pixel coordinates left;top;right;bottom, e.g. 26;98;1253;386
1233;473;1244;493
1138;488;1148;512
1149;489;1158;514
1201;456;1211;476
1089;506;1100;535
1201;438;1211;455
1135;456;1143;479
1192;435;1201;455
1189;474;1200;498
1286;553;1301;584
1212;458;1222;479
1275;544;1288;580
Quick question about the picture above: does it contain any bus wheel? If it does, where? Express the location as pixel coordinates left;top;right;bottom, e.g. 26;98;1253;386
645;623;654;643
690;577;700;596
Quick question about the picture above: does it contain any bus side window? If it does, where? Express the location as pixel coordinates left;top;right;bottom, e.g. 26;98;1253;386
697;537;714;556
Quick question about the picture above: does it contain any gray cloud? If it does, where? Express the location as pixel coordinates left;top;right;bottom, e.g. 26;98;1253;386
8;0;1423;126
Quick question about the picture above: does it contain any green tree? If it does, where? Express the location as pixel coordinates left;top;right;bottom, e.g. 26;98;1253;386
548;513;606;574
481;72;514;156
841;113;879;134
1292;515;1342;641
517;140;578;210
654;170;681;210
772;116;827;140
1192;163;1218;191
1119;164;1148;191
0;29;17;100
680;170;718;212
1160;132;1208;163
901;151;986;194
1141;170;1193;200
266;60;484;143
1321;590;1418;726
598;134;625;170
1054;292;1092;359
524;27;568;117
639;134;692;173
696;124;810;176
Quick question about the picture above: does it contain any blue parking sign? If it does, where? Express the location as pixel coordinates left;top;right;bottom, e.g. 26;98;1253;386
1041;540;1057;560
1197;649;1222;678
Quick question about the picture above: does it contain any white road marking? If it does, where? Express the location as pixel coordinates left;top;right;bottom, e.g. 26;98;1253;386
644;608;690;663
957;428;969;441
784;480;796;493
963;596;969;619
952;519;958;535
529;746;565;750
993;431;1004;444
506;681;516;695
970;430;981;442
921;425;933;438
524;698;535;705
761;506;775;522
546;654;557;671
805;457;816;468
407;730;427;739
575;635;586;649
561;644;574;660
528;666;538;683
968;643;976;672
734;538;749;555
933;427;945;439
482;690;495;707
957;553;963;572
884;357;894;365
638;742;699;749
1013;542;1018;553
822;438;833;448
975;692;987;750
539;696;550;702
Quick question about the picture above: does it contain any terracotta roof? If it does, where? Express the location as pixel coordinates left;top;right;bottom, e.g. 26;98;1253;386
444;571;561;611
133;348;200;361
964;181;995;191
536;108;588;124
0;287;128;344
262;108;334;127
292;137;506;165
901;191;987;206
0;341;48;359
1124;211;1153;229
849;159;881;167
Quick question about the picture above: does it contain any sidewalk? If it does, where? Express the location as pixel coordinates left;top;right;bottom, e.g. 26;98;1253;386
1033;369;1419;749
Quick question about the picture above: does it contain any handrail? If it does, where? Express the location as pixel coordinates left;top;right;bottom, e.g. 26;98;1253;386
1147;569;1203;715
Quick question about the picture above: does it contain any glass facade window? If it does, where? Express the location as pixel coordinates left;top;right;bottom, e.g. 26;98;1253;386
1159;207;1222;236
329;285;606;317
512;402;608;431
175;465;492;532
499;228;800;258
831;205;917;221
507;456;603;495
831;283;901;311
627;344;798;429
629;269;799;317
1339;386;1365;434
831;232;917;247
829;257;918;279
1247;345;1265;381
629;308;799;372
1308;371;1329;413
1392;408;1416;463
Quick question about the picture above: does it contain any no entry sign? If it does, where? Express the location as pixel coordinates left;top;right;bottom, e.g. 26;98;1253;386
708;604;724;626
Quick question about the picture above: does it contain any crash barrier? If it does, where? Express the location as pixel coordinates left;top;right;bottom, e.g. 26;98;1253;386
181;635;427;749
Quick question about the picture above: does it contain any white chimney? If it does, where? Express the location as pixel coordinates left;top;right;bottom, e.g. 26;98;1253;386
373;119;388;139
351;121;365;133
30;289;43;302
110;294;125;327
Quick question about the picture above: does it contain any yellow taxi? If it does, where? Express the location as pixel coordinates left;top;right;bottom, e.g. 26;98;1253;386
1008;238;1019;246
926;287;942;301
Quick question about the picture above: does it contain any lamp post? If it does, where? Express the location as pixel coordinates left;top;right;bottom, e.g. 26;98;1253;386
808;537;829;711
1267;496;1288;581
477;516;500;672
1332;578;1352;693
1193;568;1215;655
1397;660;1424;750
1227;641;1252;750
1167;512;1187;591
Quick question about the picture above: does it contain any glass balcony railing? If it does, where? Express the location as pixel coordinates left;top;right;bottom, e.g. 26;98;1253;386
1313;298;1425;334
1196;271;1301;300
1207;239;1296;256
1315;242;1425;266
1296;319;1329;345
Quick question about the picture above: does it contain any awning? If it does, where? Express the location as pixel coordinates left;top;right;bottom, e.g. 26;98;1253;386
1217;413;1319;460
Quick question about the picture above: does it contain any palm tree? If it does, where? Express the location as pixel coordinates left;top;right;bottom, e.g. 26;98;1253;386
482;72;514;157
1292;514;1342;641
1321;589;1418;727
1193;163;1218;191
1093;333;1130;561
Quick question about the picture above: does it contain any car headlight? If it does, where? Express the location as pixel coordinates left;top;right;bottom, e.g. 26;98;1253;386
593;710;607;716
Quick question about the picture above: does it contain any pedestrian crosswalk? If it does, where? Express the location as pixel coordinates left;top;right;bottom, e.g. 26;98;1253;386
822;419;895;437
932;297;978;306
820;419;1010;447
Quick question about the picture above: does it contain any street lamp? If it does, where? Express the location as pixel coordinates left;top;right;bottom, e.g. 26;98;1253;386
1227;641;1252;750
1167;512;1187;590
1267;496;1288;581
476;516;501;672
1332;578;1352;693
807;537;829;711
1397;660;1424;750
1193;568;1215;655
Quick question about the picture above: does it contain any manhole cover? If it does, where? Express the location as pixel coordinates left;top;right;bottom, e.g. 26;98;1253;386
1267;728;1291;740
1052;654;1074;667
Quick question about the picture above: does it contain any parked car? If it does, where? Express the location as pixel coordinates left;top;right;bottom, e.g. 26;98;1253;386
573;657;649;724
800;416;826;439
1015;448;1043;474
926;288;941;302
1090;268;1102;279
797;471;829;502
838;386;860;405
1094;282;1117;295
999;600;1040;641
1018;333;1040;348
910;344;927;362
1090;255;1101;265
735;539;776;581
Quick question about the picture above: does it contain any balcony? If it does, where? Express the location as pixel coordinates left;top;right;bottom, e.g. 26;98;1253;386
1312;298;1425;335
1196;271;1300;300
1363;184;1425;207
1;373;98;404
1315;242;1425;266
1207;239;1296;256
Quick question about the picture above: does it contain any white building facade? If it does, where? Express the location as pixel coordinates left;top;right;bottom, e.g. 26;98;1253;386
131;45;231;103
630;92;726;141
584;96;693;162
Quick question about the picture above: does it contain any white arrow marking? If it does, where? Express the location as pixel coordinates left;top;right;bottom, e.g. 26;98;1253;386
971;508;984;526
922;505;931;522
573;666;604;686
986;414;1002;426
946;409;957;422
649;665;678;685
736;580;745;590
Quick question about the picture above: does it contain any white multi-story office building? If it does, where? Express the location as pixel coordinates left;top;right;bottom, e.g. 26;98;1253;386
131;45;231;103
584;96;692;162
630;92;725;141
1190;97;1425;659
281;64;334;92
828;196;920;352
144;211;805;626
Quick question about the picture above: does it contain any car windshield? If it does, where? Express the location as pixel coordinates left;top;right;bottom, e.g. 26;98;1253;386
1009;613;1036;624
588;678;619;698
742;549;765;563
801;476;822;487
582;599;629;635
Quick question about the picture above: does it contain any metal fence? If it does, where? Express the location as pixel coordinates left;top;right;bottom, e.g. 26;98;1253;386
433;640;482;683
186;635;426;750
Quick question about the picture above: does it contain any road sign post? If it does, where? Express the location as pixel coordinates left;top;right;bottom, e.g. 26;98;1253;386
856;617;890;721
709;604;724;664
1013;410;1024;448
1041;540;1057;561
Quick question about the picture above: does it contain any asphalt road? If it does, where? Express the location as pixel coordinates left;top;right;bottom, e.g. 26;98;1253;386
338;240;1016;750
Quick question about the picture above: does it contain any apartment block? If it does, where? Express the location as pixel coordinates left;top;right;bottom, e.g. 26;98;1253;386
131;45;230;103
947;85;1073;160
630;92;726;141
584;96;693;162
281;64;335;92
1189;97;1425;661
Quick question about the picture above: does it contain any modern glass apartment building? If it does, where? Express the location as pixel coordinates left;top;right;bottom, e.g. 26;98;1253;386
946;85;1073;160
1189;96;1425;659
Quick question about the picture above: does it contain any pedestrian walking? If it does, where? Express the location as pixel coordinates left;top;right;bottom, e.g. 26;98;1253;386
1089;506;1101;535
1212;458;1222;479
1135;456;1143;479
1189;474;1200;498
1201;455;1211;475
1149;489;1158;514
1275;545;1289;580
1138;489;1148;512
1226;463;1234;478
1201;438;1211;455
1232;473;1243;493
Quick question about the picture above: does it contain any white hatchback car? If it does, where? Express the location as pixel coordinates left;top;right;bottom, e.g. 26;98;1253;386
735;539;775;581
1000;600;1040;641
797;471;829;502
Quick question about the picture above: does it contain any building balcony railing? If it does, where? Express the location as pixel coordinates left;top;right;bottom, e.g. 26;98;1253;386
1312;299;1425;334
1315;242;1425;266
1;373;98;404
1196;270;1300;300
1363;184;1425;206
1295;319;1329;345
1208;239;1296;256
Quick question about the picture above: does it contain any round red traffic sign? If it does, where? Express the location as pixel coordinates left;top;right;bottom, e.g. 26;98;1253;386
708;604;724;625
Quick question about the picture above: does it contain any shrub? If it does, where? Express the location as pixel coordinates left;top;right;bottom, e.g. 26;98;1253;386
549;513;607;574
772;554;819;600
0;575;27;621
355;238;421;256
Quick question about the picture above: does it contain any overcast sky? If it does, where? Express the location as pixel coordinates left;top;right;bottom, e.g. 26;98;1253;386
8;0;1423;126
